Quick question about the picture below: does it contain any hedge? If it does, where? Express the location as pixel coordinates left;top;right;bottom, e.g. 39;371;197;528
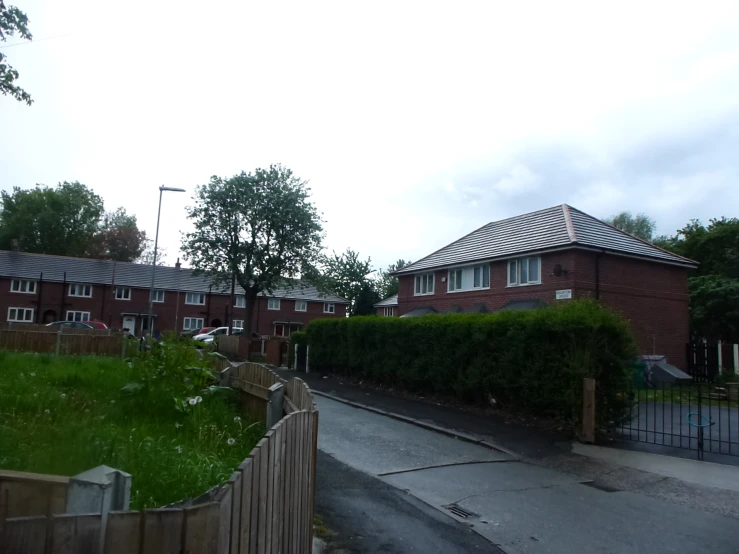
305;300;637;426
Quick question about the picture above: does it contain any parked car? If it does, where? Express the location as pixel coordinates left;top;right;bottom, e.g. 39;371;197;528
193;326;244;343
46;321;94;329
84;320;109;329
181;326;216;338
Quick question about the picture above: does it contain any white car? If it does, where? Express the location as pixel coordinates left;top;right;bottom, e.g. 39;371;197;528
193;326;243;343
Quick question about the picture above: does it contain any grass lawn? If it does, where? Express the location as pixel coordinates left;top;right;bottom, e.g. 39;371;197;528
0;346;264;509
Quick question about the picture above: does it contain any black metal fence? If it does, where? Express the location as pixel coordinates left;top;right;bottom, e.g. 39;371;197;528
687;342;720;382
609;382;739;460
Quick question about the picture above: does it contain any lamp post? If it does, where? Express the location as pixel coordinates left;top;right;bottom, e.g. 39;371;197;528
146;185;186;337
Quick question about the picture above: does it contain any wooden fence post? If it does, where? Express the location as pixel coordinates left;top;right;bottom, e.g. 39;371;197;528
55;330;62;356
582;378;595;444
266;383;285;429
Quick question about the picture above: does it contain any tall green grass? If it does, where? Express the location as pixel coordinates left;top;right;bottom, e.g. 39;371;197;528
0;347;264;509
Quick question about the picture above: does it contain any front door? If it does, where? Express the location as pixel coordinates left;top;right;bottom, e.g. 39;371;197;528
122;315;136;336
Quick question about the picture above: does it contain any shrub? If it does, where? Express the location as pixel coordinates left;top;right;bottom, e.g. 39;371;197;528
287;331;308;368
305;300;637;427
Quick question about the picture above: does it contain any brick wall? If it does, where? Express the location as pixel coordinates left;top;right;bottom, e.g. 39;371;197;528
0;278;346;336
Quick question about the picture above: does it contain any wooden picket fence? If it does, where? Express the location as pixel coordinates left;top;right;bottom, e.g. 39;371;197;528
0;364;318;554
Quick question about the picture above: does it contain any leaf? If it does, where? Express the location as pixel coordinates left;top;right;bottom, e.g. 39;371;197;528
121;382;144;394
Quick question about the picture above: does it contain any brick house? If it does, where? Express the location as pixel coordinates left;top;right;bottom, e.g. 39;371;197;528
392;204;697;369
0;250;348;336
374;294;398;317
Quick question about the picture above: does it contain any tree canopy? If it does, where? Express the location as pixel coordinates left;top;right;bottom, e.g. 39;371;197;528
181;165;323;337
0;182;147;262
603;211;656;241
376;258;411;299
0;1;33;105
311;248;376;316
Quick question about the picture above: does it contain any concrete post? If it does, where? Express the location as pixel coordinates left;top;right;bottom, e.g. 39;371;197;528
306;345;310;374
266;382;285;429
55;329;62;356
734;344;738;375
718;341;723;371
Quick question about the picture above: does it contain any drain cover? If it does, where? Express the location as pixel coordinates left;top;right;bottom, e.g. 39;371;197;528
446;504;477;519
582;481;620;493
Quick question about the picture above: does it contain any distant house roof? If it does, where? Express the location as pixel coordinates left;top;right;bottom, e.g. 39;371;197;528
399;307;437;318
393;204;697;275
0;250;349;303
373;294;398;308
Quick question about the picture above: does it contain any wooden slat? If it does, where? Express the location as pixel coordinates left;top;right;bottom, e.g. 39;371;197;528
0;480;53;518
141;509;183;554
283;414;294;554
216;483;232;554
104;511;142;554
229;470;243;554
75;514;103;554
265;429;275;553
50;514;76;554
231;378;271;401
257;432;271;554
183;502;219;553
270;424;283;554
249;448;262;554
238;458;254;554
308;409;319;550
0;515;47;554
294;413;305;554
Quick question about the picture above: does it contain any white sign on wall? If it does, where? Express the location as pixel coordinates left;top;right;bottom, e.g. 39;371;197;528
555;289;572;300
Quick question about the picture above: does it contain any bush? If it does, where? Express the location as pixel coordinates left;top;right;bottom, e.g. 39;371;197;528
287;331;308;369
305;300;637;427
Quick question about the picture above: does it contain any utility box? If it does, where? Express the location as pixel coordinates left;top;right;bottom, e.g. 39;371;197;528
66;465;131;515
639;355;693;384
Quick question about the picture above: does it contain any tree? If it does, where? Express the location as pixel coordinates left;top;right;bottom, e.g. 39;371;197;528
136;240;167;266
311;248;376;316
688;275;739;343
603;211;656;241
181;165;323;338
657;217;739;278
96;208;147;262
375;258;411;299
354;283;381;316
0;182;104;257
1;1;33;105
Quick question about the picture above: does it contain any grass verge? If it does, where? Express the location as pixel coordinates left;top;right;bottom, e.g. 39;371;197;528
0;346;264;509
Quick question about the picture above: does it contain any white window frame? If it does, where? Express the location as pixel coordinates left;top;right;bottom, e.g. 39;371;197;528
232;319;244;328
185;292;206;305
383;307;395;317
268;298;280;310
414;273;435;296
447;264;490;293
114;287;131;300
183;317;204;331
507;256;542;287
295;300;307;312
151;289;165;303
323;302;336;314
234;295;246;308
10;279;36;294
7;307;34;322
66;310;91;322
68;283;92;297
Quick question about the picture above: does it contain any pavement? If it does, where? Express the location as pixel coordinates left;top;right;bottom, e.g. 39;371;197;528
271;368;739;553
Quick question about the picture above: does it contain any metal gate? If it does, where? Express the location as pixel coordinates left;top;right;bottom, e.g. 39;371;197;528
687;342;720;382
608;382;739;460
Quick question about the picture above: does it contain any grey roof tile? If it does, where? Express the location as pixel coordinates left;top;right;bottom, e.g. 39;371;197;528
0;250;348;303
395;204;696;274
373;294;398;308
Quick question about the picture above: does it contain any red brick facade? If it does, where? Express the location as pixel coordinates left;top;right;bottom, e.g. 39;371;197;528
0;277;346;336
397;249;690;368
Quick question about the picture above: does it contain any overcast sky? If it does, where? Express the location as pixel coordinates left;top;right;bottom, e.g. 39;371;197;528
2;0;738;272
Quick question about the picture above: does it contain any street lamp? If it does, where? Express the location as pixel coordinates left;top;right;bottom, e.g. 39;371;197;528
146;185;186;337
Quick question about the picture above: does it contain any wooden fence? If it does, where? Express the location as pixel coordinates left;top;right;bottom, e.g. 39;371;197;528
0;329;126;357
0;363;318;554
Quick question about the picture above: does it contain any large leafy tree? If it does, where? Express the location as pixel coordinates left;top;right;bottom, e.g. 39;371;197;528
603;211;656;241
376;258;411;299
0;182;104;257
97;208;148;262
688;275;739;343
1;1;33;105
311;248;376;316
181;165;323;337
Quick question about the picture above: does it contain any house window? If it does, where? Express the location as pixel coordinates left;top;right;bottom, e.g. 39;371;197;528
507;257;541;286
185;292;205;305
183;317;204;331
414;273;434;295
268;298;280;310
7;307;33;322
232;319;244;328
151;290;165;303
295;300;307;312
323;302;335;314
234;295;246;308
66;311;91;322
11;279;36;294
383;307;395;317
114;287;131;300
448;264;490;292
69;284;92;297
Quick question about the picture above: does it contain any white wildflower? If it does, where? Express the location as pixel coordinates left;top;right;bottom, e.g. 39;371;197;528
233;416;241;422
44;409;50;415
188;398;197;406
30;372;36;377
175;446;183;454
110;400;115;404
175;423;183;429
60;393;67;399
227;438;236;446
194;396;203;404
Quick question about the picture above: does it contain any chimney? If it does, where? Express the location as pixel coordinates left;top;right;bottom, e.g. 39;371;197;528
11;239;19;252
175;258;181;269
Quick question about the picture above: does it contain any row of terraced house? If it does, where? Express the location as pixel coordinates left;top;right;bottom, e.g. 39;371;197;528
374;204;697;370
0;250;348;337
